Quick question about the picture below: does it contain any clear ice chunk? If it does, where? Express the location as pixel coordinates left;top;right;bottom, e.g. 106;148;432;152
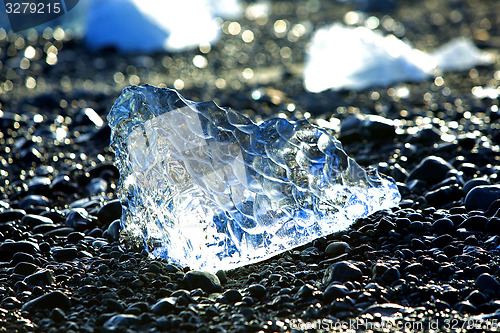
108;85;401;271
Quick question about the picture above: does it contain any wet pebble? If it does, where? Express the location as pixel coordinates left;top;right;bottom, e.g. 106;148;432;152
362;303;407;316
184;271;222;293
104;314;140;330
325;241;350;257
247;284;267;299
21;214;54;227
24;269;55;286
0;209;26;223
53;247;78;261
322;261;362;285
475;273;500;293
425;184;462;207
0;241;39;260
406;156;455;185
98;199;122;226
65;208;96;230
21;291;71;312
382;267;401;284
463;178;490;195
486;218;500;235
13;262;38;276
432;218;455;235
459;215;488;232
465;185;500;211
323;283;349;302
223;289;242;303
18;195;49;210
105;220;121;241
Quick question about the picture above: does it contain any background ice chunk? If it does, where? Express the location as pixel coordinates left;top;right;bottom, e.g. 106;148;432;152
431;37;492;72
109;85;401;271
84;0;241;52
304;24;491;93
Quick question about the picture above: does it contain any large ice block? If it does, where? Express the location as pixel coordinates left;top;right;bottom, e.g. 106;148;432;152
108;85;401;271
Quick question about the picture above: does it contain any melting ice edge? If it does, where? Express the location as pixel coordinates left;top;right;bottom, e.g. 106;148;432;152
108;85;401;271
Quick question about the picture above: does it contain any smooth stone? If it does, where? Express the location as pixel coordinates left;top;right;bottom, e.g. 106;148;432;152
106;220;121;241
425;184;462;207
164;264;182;273
67;232;85;243
24;269;56;286
216;270;227;285
381;267;400;284
405;263;424;274
0;209;26;223
13;262;38;276
87;163;119;179
21;291;71;312
410;238;427;250
50;308;66;322
88;228;103;238
50;175;77;193
65;208;95;230
459;215;488;232
409;126;441;144
473;265;491;276
432;218;455;235
28;177;51;193
21;214;54;227
223;289;242;303
432;234;453;248
323;284;349;302
376;218;395;232
322;261;362;285
325;241;350;257
362;303;407;316
465;186;500;211
53;247;78;261
361;116;396;139
147;262;162;274
104;299;125;313
296;284;315;299
406;156;455;185
103;314;140;329
98;199;122;226
184;271;222;293
475;273;500;293
32;224;57;234
44;227;75;237
11;252;38;265
454;301;477;313
18;195;49;209
86;178;108;195
466;290;488;306
463;178;490;194
247;284;267;299
151;297;176;315
0;241;39;261
486;218;500;235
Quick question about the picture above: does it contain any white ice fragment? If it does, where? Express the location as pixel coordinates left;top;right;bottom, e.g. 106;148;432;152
431;37;492;72
304;24;492;92
84;0;242;52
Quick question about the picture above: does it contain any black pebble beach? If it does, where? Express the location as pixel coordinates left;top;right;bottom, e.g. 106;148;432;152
2;0;500;332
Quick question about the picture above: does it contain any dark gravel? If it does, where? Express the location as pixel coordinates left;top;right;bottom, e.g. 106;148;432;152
1;0;500;332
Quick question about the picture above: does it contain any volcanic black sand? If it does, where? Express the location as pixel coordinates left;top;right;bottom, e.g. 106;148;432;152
1;0;500;332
